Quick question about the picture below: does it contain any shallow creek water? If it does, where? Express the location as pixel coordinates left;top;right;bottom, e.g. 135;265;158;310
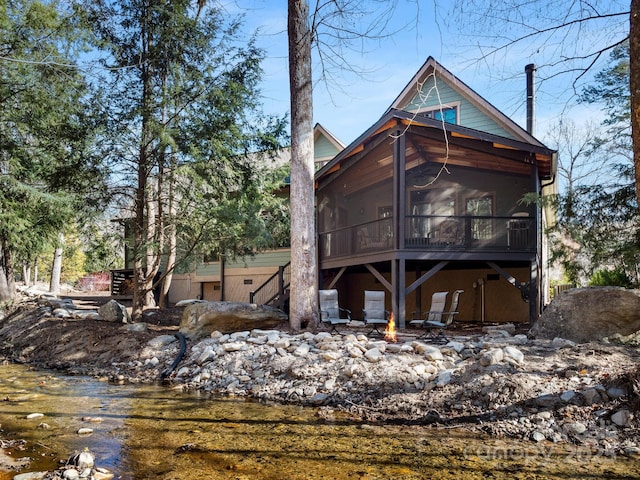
0;364;638;480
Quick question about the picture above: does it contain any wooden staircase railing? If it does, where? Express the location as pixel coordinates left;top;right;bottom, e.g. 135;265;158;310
249;262;291;312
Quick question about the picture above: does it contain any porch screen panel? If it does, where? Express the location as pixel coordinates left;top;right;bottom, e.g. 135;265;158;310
317;137;394;259
466;196;493;240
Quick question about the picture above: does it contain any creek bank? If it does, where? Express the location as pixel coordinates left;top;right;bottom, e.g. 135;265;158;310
0;295;639;459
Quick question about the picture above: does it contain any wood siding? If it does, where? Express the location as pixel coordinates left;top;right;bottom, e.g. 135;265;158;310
402;74;515;139
314;134;341;162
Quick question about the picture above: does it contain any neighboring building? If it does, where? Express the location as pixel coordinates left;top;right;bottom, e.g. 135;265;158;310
164;123;345;305
314;57;557;327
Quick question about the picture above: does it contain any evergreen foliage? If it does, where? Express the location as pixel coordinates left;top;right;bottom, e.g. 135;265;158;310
0;0;106;300
83;0;288;315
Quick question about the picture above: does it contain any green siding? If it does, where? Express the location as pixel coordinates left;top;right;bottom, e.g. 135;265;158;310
225;249;291;270
402;74;515;139
314;134;341;160
195;261;221;276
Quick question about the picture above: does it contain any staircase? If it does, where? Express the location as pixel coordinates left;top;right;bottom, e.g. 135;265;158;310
249;262;291;313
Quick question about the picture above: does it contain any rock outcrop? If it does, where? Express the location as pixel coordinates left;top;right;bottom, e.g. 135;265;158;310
530;287;640;343
179;301;288;339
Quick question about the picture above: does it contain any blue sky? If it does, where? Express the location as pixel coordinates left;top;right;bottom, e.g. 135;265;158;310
225;0;629;148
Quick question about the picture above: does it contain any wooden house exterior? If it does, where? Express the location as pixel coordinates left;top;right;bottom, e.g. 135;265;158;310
315;58;557;327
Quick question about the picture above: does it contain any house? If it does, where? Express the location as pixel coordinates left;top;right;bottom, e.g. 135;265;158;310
162;124;345;305
314;57;557;327
115;57;557;328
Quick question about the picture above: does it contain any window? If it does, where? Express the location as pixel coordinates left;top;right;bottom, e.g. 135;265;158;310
466;195;494;240
378;206;393;241
378;206;392;218
422;105;458;124
410;190;455;238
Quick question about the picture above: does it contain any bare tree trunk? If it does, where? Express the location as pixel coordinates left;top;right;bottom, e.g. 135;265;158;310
631;0;640;207
288;0;319;330
0;238;15;302
22;262;30;287
33;258;38;286
132;151;148;321
49;232;64;295
159;173;176;308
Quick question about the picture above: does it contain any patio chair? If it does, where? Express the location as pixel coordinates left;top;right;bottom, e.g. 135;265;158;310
424;290;464;343
409;291;448;338
362;290;389;336
357;228;388;250
319;289;351;333
433;218;462;245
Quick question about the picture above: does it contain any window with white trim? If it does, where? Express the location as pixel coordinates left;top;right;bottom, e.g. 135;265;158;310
420;103;459;124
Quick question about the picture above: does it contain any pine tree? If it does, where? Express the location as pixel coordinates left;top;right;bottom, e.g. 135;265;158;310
85;0;287;318
0;0;102;301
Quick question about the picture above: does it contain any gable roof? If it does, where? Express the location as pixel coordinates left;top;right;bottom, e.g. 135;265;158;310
315;109;556;183
314;123;345;151
388;57;546;148
313;123;346;166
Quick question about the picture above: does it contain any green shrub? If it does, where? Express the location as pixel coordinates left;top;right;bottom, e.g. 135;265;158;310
588;268;633;288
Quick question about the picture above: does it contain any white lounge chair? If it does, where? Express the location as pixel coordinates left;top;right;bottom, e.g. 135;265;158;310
319;289;351;333
362;290;389;336
412;290;463;342
409;291;448;340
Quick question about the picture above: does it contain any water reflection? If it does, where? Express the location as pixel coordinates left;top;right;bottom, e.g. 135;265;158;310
0;364;638;479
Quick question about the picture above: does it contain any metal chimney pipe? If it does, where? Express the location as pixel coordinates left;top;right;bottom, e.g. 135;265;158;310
525;63;536;135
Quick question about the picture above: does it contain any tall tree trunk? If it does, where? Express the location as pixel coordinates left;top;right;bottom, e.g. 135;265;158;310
145;177;159;308
23;262;31;287
132;147;148;321
288;0;319;330
33;258;38;286
0;238;16;302
159;223;176;308
132;4;154;321
631;0;640;208
49;232;64;295
159;171;176;308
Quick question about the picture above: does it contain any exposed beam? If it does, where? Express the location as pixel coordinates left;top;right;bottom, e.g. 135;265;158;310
405;261;448;295
486;261;522;287
364;263;392;291
326;267;347;289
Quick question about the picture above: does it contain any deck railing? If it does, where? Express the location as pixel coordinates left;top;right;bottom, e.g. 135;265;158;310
318;215;535;260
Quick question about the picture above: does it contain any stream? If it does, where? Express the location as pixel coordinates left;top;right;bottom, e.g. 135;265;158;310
0;364;638;479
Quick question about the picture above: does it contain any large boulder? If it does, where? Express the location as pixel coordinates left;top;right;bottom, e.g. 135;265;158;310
179;301;288;340
98;299;131;323
530;287;640;343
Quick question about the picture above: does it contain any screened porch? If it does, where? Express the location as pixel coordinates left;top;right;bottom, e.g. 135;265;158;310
317;128;538;262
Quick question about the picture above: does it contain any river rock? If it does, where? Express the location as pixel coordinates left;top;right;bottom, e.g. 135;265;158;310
179;301;288;339
98;300;131;323
563;421;587;435
503;346;524;364
530;287;640;343
13;473;48;480
611;409;632;427
479;348;504;366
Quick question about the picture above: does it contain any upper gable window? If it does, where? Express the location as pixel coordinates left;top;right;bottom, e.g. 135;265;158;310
415;100;460;125
423;106;457;124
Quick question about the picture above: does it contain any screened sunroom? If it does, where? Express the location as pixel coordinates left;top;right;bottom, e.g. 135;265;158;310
315;110;555;326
